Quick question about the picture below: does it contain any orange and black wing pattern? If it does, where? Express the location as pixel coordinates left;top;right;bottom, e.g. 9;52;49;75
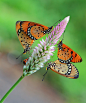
46;60;79;79
45;40;82;79
16;21;53;54
57;40;82;63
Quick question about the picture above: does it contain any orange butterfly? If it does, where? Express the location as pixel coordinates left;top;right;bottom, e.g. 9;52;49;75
44;41;82;79
16;21;53;54
46;60;79;79
57;40;82;63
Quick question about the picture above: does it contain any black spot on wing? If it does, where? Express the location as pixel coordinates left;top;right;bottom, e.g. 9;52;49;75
71;51;73;54
20;21;23;26
75;53;77;57
74;73;79;79
28;23;30;26
21;40;23;42
80;58;82;62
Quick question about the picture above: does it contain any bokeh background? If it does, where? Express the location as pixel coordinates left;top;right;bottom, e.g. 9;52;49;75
0;0;86;103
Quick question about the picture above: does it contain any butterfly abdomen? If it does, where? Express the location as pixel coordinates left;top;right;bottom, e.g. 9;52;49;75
23;58;29;64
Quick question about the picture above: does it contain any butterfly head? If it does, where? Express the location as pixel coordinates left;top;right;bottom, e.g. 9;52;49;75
43;26;53;34
46;62;52;70
57;40;63;50
48;26;53;31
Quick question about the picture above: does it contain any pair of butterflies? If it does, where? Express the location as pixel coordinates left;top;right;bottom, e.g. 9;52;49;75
16;21;82;79
46;40;82;79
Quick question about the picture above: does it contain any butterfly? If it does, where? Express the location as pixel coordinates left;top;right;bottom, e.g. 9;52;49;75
57;40;82;64
46;59;79;79
43;41;82;79
16;21;53;54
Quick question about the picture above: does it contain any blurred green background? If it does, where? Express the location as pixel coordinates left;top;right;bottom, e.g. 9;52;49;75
0;0;86;103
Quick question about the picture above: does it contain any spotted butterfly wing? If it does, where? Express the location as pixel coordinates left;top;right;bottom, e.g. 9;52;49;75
47;60;79;79
17;31;35;53
57;40;82;63
16;21;53;54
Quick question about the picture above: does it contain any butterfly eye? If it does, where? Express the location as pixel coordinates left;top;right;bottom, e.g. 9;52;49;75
47;63;52;69
46;67;50;70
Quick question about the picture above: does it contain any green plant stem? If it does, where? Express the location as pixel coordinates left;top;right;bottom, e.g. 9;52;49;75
0;74;26;103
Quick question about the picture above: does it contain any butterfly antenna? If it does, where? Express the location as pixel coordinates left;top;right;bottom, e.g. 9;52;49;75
62;30;65;41
16;53;23;59
53;19;61;26
42;70;48;81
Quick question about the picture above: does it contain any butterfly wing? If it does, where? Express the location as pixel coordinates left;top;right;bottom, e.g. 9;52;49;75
16;21;53;39
57;41;82;63
16;21;53;54
47;60;79;79
16;29;35;53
